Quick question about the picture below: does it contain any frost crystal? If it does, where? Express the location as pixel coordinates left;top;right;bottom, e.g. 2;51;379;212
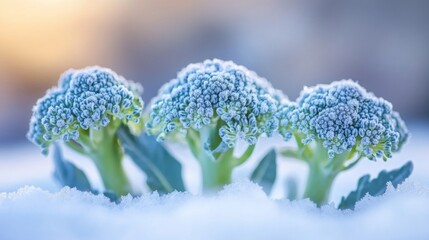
277;80;408;160
27;67;144;154
147;59;286;147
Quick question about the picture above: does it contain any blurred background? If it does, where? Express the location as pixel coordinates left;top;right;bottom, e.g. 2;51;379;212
0;0;428;199
1;0;428;145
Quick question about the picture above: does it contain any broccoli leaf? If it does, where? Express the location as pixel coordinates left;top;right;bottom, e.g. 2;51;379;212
338;161;413;210
117;126;185;194
52;144;92;191
250;149;277;194
54;144;128;203
285;176;298;200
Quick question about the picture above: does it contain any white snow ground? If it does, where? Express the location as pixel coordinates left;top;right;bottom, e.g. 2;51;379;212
0;122;428;240
0;181;428;240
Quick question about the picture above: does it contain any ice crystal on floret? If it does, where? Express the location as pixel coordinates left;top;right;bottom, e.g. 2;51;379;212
277;80;408;160
146;59;286;147
27;67;144;154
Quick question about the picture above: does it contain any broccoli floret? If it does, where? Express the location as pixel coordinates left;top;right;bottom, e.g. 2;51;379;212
27;66;144;195
277;80;408;205
146;59;285;190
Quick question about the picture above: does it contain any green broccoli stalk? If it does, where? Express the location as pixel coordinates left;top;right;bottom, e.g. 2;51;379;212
27;67;144;196
277;80;408;205
146;59;285;191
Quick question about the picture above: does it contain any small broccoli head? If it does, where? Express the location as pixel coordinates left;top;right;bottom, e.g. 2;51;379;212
146;59;285;148
277;80;408;160
27;67;144;154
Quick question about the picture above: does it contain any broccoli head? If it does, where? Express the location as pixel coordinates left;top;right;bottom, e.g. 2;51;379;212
27;66;144;195
147;59;284;147
28;67;143;154
146;59;286;189
277;80;408;205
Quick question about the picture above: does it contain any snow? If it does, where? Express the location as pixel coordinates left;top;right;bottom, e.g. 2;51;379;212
0;180;428;240
0;122;428;239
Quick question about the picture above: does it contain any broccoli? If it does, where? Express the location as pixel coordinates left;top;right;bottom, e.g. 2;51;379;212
277;80;408;205
146;59;285;190
27;67;144;196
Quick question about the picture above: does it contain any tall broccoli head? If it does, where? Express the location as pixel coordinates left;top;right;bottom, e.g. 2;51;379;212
147;59;284;148
277;80;409;205
146;59;286;190
27;67;144;195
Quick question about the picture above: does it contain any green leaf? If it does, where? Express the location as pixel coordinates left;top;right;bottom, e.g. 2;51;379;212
117;126;185;194
52;144;92;191
100;190;121;203
285;176;298;200
338;161;413;210
250;149;277;194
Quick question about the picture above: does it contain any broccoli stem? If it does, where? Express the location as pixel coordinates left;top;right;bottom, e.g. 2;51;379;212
70;120;133;196
186;121;254;192
88;134;132;196
303;162;338;205
187;125;233;191
198;145;256;191
199;148;235;191
303;143;354;205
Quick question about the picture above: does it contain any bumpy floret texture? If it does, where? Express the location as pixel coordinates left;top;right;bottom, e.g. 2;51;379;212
28;67;144;154
277;80;408;160
147;59;285;147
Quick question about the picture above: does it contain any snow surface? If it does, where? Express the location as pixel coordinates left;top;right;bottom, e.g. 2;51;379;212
0;180;428;240
0;123;428;239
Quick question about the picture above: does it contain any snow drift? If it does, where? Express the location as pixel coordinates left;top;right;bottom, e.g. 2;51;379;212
0;180;428;240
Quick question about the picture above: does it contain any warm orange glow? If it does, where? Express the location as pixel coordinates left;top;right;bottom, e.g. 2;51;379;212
0;0;122;76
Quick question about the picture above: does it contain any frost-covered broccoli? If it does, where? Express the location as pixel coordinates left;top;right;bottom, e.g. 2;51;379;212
28;67;144;195
277;80;408;205
146;59;285;190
